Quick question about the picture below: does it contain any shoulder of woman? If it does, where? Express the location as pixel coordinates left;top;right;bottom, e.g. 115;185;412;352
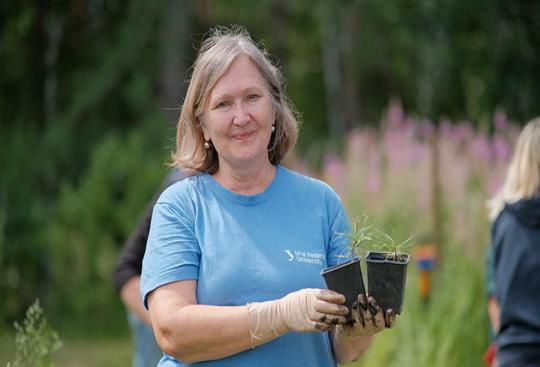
156;174;201;206
281;167;341;201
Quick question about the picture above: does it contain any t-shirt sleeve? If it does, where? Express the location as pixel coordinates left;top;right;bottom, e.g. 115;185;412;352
326;192;352;267
140;197;201;309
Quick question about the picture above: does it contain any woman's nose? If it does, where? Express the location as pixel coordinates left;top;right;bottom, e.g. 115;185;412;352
232;102;250;125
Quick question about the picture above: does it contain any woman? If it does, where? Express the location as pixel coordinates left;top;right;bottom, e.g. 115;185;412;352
141;27;394;367
487;117;540;367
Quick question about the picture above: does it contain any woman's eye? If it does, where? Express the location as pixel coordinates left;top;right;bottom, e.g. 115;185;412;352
247;94;261;102
215;101;229;109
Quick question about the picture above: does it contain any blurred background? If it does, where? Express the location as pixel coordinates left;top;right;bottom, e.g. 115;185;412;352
1;0;539;366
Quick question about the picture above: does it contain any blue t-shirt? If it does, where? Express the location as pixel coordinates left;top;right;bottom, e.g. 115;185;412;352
141;165;351;367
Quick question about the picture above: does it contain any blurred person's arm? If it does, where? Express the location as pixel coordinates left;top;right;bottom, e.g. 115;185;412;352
485;246;500;334
120;276;151;325
113;198;154;323
487;296;500;334
113;170;192;324
484;245;499;366
485;297;499;367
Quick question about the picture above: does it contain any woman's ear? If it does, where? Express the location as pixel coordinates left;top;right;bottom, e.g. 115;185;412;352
197;116;209;141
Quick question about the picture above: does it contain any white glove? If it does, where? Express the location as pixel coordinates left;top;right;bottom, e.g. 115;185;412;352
335;294;396;339
247;288;349;347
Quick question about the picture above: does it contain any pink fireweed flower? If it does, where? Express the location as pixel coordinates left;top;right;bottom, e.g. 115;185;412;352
470;134;492;163
366;150;381;193
451;122;474;146
290;158;313;177
402;119;417;141
410;141;428;163
418;119;435;140
386;98;405;127
440;119;453;139
346;128;368;163
488;174;505;196
383;128;402;167
494;109;508;131
491;134;510;162
323;153;346;198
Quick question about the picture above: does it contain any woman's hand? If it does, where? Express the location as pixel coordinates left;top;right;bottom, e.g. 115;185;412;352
335;295;396;339
277;288;349;332
331;295;395;364
247;288;348;347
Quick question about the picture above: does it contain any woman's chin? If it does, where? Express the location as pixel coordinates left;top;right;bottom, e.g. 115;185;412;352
229;150;268;166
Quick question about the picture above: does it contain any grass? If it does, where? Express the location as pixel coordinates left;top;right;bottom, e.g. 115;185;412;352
0;333;133;367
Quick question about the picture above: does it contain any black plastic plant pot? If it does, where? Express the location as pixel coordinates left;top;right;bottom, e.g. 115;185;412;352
365;251;410;314
321;257;366;320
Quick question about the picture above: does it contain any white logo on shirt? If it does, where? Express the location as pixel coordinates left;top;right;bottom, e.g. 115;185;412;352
285;250;295;262
284;249;324;265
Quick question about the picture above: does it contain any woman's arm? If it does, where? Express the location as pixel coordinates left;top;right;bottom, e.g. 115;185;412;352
148;282;350;364
332;331;373;364
331;295;394;364
148;280;252;364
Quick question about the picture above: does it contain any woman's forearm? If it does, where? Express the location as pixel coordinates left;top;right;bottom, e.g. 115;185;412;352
332;330;373;365
148;282;354;364
160;304;253;363
148;281;257;364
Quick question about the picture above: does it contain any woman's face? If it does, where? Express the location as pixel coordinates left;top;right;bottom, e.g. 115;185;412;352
201;54;275;171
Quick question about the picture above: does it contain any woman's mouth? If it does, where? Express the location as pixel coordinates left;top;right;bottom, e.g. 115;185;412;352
232;131;255;140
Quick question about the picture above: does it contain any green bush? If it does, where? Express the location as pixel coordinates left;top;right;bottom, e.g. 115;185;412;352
44;129;168;334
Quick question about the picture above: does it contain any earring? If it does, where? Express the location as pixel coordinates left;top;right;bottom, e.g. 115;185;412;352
271;125;275;132
204;140;210;149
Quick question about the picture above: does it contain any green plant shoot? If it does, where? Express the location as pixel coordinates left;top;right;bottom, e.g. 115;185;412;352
6;299;62;367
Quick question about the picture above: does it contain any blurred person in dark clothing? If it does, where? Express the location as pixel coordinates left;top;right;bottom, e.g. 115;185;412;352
113;169;192;367
486;117;540;367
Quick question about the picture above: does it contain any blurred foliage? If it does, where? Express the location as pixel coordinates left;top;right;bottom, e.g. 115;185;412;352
0;0;173;330
44;130;167;333
6;299;61;367
354;243;488;367
0;0;538;337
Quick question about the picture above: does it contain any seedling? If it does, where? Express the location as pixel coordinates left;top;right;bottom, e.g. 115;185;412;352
365;228;414;314
370;228;414;262
334;213;377;262
336;213;413;261
350;213;377;256
321;214;375;317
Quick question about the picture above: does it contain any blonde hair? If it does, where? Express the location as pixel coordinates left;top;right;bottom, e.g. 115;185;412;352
172;26;299;174
488;117;540;220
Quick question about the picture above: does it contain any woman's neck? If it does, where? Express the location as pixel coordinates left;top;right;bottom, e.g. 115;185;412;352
213;160;276;195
